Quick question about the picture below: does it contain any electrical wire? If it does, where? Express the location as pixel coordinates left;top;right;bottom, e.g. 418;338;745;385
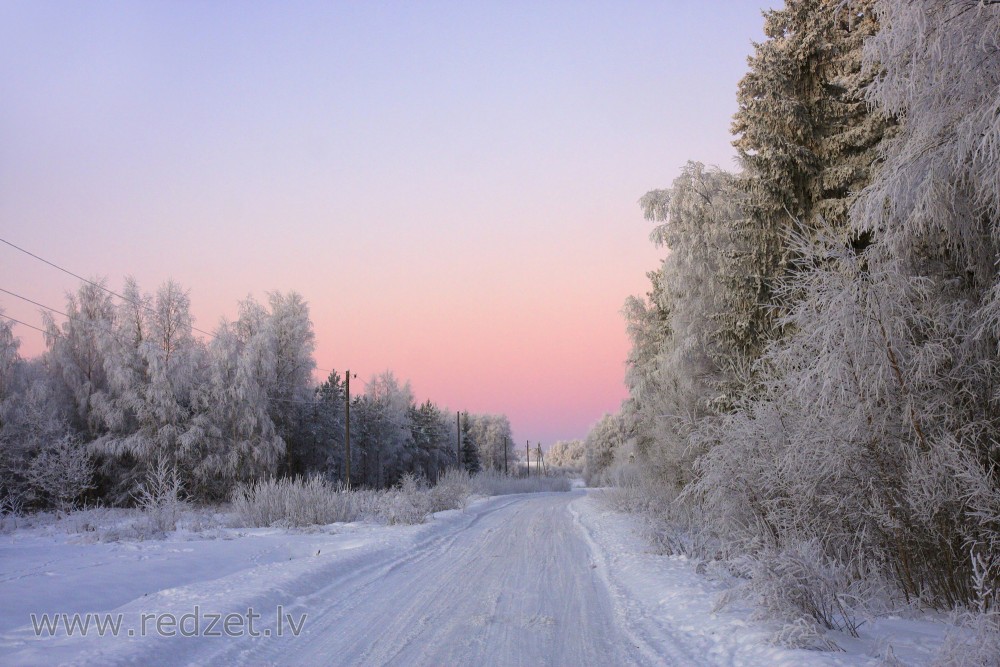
0;312;47;335
0;285;329;403
0;236;337;374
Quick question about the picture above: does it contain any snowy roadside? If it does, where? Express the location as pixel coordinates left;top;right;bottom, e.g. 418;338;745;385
0;497;501;666
569;491;951;667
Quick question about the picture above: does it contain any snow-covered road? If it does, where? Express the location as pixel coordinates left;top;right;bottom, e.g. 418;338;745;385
214;492;655;666
1;491;896;666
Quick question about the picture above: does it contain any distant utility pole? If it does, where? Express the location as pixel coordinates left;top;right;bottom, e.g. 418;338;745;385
526;440;530;477
456;411;461;468
345;370;352;488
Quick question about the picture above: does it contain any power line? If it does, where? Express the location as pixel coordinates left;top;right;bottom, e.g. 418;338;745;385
1;285;334;400
0;287;73;321
0;313;47;335
0;236;337;374
1;236;217;340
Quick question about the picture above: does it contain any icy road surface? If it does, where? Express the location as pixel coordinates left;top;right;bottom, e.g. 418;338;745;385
2;491;902;666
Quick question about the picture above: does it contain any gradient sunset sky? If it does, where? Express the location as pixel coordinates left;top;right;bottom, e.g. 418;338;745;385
1;1;774;446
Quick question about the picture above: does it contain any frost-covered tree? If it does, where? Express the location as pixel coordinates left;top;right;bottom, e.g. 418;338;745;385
621;269;671;456
43;281;115;438
625;164;748;488
0;317;29;500
688;0;1000;609
459;412;480;474
582;413;627;486
92;279;205;499
732;0;888;355
409;400;456;482
1;321;92;510
260;291;316;473
466;413;514;471
856;0;1000;291
547;439;584;469
186;299;284;499
0;313;20;405
25;434;94;513
353;371;414;487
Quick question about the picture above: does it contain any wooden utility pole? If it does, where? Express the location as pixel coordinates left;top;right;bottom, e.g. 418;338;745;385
344;370;351;488
456;411;461;469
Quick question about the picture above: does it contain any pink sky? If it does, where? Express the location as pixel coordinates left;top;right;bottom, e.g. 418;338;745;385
0;1;772;445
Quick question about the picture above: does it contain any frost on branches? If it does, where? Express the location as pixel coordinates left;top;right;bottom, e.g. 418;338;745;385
591;0;1000;648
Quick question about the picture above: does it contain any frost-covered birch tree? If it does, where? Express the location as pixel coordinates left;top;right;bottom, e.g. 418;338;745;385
186;298;284;499
92;279;204;499
43;281;115;439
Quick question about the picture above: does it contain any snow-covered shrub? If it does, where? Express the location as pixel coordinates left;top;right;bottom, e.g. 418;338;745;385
26;435;94;513
934;551;1000;666
602;469;712;559
231;476;356;528
134;460;186;535
0;489;24;533
471;469;570;495
721;540;873;650
935;608;1000;667
374;473;431;526
428;468;471;512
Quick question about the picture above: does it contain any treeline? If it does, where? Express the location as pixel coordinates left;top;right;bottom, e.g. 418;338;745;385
0;280;516;508
585;0;1000;629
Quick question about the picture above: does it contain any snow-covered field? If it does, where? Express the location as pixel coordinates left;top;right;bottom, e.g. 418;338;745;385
0;490;955;665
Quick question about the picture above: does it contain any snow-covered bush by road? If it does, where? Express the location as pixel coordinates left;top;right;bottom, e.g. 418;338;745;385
426;468;472;512
231;476;362;528
231;469;570;529
471;469;571;495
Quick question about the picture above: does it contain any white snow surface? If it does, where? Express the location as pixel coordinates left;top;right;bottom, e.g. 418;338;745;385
0;490;948;666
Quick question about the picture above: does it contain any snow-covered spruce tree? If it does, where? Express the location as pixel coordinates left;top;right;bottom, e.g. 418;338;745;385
406;401;461;482
293;370;346;479
460;411;481;475
352;371;415;488
409;400;445;482
732;0;888;356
